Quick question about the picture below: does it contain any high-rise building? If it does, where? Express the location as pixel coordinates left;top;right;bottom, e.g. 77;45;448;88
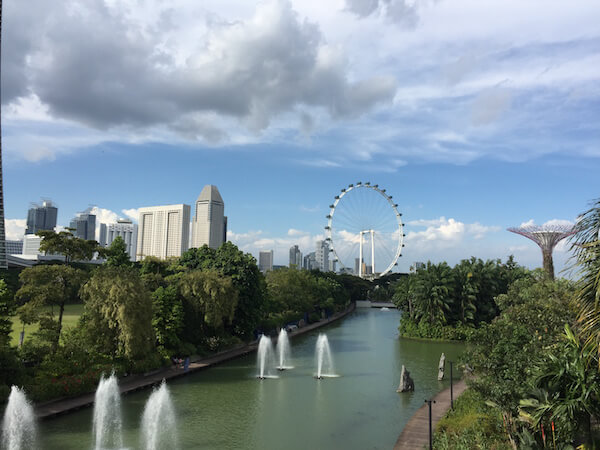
259;250;273;273
328;259;337;273
137;204;190;261
70;208;96;240
5;240;23;255
289;245;302;268
99;219;138;261
304;252;317;270
23;234;43;256
26;200;58;235
192;185;225;249
315;240;329;272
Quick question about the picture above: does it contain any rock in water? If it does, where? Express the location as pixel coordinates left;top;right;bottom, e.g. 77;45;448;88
438;353;446;381
397;365;415;393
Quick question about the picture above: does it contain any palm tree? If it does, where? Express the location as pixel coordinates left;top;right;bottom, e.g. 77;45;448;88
570;198;600;367
414;262;453;324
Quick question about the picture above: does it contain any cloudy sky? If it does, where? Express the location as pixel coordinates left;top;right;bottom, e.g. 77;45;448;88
2;0;599;273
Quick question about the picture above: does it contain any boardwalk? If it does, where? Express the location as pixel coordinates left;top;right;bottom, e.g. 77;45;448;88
394;380;468;449
36;303;356;419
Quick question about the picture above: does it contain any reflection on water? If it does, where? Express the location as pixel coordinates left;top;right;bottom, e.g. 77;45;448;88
39;309;463;450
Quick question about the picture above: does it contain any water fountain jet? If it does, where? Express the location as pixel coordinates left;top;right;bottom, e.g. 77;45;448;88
1;386;36;450
92;372;123;450
140;380;177;450
275;329;293;371
315;334;337;379
256;335;277;379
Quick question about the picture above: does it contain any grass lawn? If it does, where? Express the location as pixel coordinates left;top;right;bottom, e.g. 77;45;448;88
9;303;84;346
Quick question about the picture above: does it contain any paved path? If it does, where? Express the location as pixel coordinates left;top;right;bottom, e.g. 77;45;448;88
393;380;468;450
36;303;356;419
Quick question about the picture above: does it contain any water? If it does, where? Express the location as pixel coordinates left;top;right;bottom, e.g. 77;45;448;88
1;386;36;450
315;334;336;379
275;329;293;370
38;309;464;449
92;373;123;450
140;381;177;450
256;335;277;379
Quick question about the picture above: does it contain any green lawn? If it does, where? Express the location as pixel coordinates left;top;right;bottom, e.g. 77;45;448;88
10;303;84;346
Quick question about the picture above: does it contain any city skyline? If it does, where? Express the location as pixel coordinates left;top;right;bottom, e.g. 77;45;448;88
1;0;599;274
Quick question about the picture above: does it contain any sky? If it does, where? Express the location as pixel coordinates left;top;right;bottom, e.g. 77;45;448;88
2;0;599;275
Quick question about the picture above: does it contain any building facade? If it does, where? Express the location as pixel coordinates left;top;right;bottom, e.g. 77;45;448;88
259;250;273;273
303;252;317;270
315;240;329;272
192;185;225;249
70;209;96;240
136;204;190;261
289;245;302;268
26;200;58;235
22;234;43;256
99;219;138;261
5;240;23;255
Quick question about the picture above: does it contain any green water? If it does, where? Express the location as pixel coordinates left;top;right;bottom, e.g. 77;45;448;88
39;309;464;449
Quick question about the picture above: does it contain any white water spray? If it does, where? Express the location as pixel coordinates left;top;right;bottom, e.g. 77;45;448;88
1;386;36;450
140;381;177;450
256;335;277;379
315;334;337;379
92;373;123;450
275;329;293;371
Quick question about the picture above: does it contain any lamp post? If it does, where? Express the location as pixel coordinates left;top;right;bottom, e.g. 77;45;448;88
424;398;436;450
449;360;454;410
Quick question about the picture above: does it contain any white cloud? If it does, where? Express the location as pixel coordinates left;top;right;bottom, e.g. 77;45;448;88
405;216;499;248
121;208;140;222
4;219;26;241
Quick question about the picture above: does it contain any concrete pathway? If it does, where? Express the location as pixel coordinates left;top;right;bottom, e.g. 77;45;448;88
394;380;468;449
36;304;356;419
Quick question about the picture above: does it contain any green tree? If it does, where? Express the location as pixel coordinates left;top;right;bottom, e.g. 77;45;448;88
179;269;238;331
80;266;154;359
570;197;600;367
151;285;184;352
0;279;15;347
37;229;98;264
414;262;453;324
15;265;86;351
99;236;132;267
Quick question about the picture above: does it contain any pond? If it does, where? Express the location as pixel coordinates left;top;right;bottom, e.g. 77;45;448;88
39;308;464;449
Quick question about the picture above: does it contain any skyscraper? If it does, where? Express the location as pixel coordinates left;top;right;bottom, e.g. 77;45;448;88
259;250;273;273
137;204;190;261
99;219;138;261
315;240;329;272
304;252;317;270
192;185;225;249
289;245;303;268
26;200;58;235
70;208;96;240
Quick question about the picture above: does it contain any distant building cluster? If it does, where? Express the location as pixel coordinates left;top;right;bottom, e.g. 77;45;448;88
259;240;337;274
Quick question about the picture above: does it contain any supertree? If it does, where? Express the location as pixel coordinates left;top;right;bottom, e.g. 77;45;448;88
507;224;575;279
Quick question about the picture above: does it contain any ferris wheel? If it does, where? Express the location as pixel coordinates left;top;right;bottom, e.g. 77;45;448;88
325;182;404;279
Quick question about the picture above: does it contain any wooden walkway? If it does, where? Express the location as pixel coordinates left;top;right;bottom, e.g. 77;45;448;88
394;380;468;449
36;303;356;420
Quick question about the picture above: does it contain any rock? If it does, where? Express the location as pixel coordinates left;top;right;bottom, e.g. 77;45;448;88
397;365;415;393
438;353;446;381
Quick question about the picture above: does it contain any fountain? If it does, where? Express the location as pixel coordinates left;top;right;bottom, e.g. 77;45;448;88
140;381;177;450
256;335;277;379
92;373;123;450
275;329;293;371
315;334;337;379
1;386;36;450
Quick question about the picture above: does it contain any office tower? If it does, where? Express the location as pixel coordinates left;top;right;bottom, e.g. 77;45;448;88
304;252;317;270
26;200;58;235
137;204;190;261
192;185;225;250
23;234;43;256
5;240;23;255
315;240;329;272
328;259;336;273
289;245;302;268
259;250;273;273
354;258;362;275
70;208;96;240
99;219;138;261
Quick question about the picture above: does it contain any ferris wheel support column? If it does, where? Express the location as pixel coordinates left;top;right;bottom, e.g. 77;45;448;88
359;231;364;278
370;229;375;275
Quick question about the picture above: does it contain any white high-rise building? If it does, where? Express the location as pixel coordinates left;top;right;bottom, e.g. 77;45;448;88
289;245;302;268
315;240;329;272
136;204;190;261
192;185;225;249
259;250;273;273
100;219;138;261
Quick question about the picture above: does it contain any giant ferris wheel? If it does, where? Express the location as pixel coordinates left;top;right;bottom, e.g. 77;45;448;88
325;182;404;279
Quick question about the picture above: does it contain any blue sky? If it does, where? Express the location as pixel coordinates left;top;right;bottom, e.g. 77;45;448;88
2;0;599;273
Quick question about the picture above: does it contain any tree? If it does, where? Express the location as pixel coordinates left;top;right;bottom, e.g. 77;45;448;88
570;197;600;367
0;279;15;347
99;236;131;267
178;243;265;339
16;265;86;351
179;269;238;331
37;229;98;264
151;285;184;352
80;266;154;359
413;262;453;324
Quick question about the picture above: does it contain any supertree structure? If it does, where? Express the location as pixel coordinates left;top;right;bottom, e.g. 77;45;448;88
507;224;575;279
